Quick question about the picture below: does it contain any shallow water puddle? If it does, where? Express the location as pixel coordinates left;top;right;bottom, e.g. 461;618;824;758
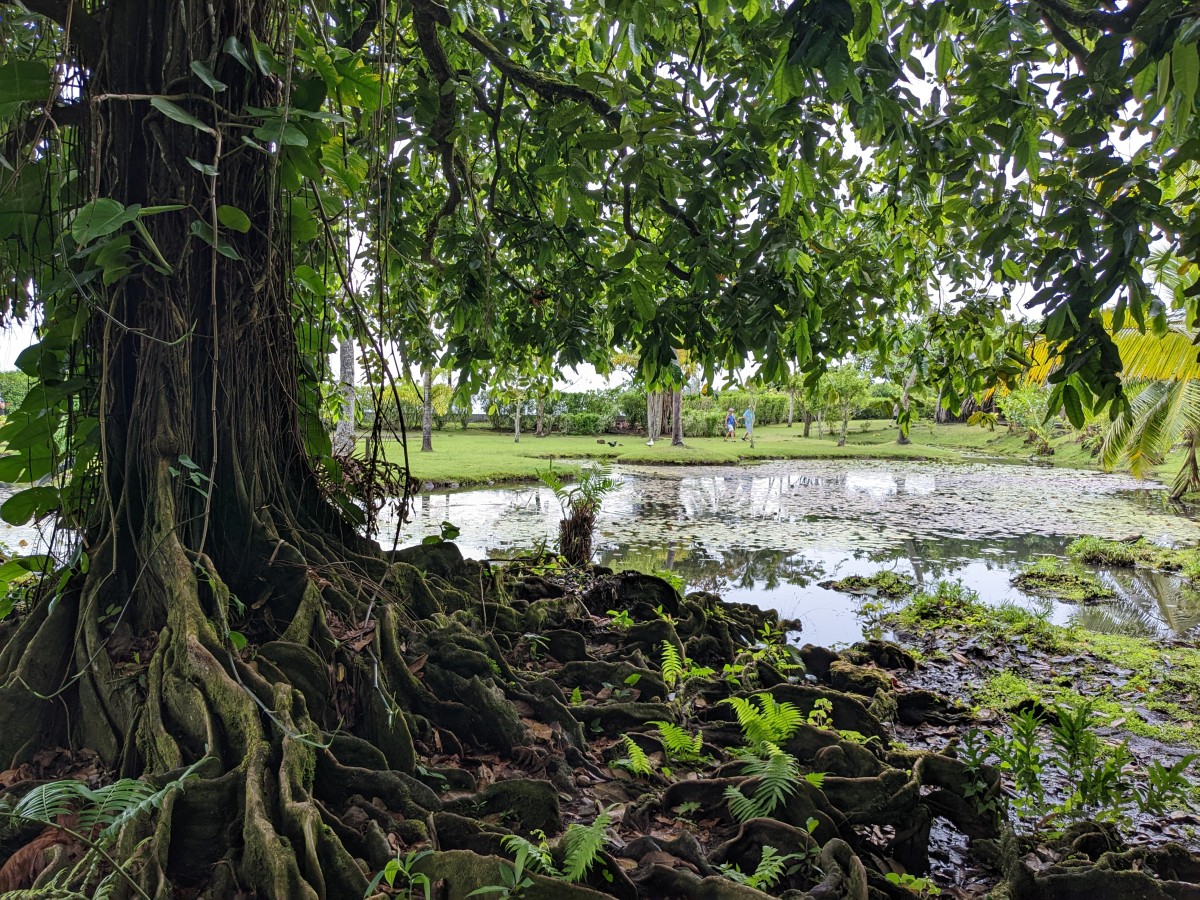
385;460;1200;646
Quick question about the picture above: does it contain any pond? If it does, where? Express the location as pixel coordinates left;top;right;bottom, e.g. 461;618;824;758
385;459;1200;647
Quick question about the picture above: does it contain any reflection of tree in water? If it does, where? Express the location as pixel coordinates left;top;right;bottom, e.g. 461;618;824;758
1075;570;1200;637
864;534;1069;587
599;543;828;596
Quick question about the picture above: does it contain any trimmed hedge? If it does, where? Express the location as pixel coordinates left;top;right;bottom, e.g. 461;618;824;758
682;410;726;437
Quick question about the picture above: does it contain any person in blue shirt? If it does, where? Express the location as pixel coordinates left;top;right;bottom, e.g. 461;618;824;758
724;408;736;441
741;406;755;442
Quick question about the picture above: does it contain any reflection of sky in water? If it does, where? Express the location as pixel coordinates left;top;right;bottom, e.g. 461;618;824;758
384;460;1200;646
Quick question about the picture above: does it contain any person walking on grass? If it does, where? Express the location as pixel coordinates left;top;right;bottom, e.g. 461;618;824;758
741;406;755;444
724;407;736;441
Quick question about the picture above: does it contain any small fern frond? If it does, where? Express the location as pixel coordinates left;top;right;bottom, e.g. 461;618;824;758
755;694;802;743
749;846;790;889
650;722;704;762
561;806;612;883
94;757;206;841
726;744;802;820
805;771;826;789
721;693;803;748
660;641;685;688
6;782;82;828
500;834;558;876
722;784;760;823
612;734;654;776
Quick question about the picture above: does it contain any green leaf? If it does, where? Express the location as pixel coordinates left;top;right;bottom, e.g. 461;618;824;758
150;97;215;135
224;36;254;72
187;158;219;176
1061;382;1085;428
252;119;309;147
0;486;59;525
216;205;252;233
935;40;954;81
228;631;248;651
190;60;227;93
0;60;51;104
553;183;569;228
190;220;242;259
1173;41;1198;132
71;199;141;246
608;243;637;270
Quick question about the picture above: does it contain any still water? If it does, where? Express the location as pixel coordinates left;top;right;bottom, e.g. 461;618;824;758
386;460;1200;647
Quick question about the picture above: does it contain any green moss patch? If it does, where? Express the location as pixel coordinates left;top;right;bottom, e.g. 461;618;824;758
1067;536;1200;581
1012;556;1114;602
820;571;914;598
890;582;1200;749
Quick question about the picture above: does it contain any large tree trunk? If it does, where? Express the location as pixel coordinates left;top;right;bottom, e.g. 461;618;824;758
514;403;522;442
671;388;684;446
838;408;849;446
421;366;434;452
0;5;418;895
787;393;795;427
803;411;812;437
646;390;659;444
536;397;545;436
897;371;915;446
333;337;356;455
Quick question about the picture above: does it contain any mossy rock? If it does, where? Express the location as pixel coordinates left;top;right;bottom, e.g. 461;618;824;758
390;541;466;580
571;701;675;737
555;661;667;702
828;660;892;697
582;571;681;618
798;644;841;681
445;778;562;835
546;629;591;663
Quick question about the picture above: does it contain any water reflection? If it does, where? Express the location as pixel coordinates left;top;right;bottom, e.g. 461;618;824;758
383;460;1200;646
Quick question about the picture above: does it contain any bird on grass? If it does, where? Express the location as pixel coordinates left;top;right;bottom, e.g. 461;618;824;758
607;440;621;447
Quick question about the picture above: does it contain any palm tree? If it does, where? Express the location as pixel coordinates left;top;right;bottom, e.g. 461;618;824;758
1031;249;1200;498
1099;319;1200;501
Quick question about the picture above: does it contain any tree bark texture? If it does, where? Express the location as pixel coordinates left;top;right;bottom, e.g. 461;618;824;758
333;337;356;455
421;366;434;452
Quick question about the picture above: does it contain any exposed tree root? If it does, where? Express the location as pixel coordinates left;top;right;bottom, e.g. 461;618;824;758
0;546;1196;899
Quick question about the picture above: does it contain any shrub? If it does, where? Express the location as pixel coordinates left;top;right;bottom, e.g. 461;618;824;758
0;371;33;414
561;412;611;435
613;386;647;429
682;410;725;437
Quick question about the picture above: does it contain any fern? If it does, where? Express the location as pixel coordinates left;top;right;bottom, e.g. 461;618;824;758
660;641;685;688
612;734;654;776
719;845;798;889
723;743;802;821
722;693;803;748
500;833;558;876
649;721;705;762
0;758;207;900
560;807;613;883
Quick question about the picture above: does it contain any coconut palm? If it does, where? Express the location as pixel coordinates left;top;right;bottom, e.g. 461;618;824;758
1099;321;1200;499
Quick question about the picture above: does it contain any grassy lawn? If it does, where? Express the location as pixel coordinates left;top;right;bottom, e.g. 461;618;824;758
370;419;1131;487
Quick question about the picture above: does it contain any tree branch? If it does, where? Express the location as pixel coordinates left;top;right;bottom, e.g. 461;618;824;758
410;0;620;127
1032;0;1152;33
412;0;462;265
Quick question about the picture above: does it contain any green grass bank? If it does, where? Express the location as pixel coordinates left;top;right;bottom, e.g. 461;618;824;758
369;420;1125;487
